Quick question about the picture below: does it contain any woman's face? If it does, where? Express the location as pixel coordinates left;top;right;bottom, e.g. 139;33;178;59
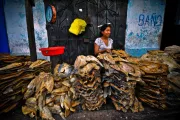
102;27;111;38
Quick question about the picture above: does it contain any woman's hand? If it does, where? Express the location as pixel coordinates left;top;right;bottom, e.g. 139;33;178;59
105;49;111;53
94;43;112;55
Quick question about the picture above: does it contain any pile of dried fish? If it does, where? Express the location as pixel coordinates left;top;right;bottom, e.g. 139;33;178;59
167;72;180;106
140;50;180;107
164;45;180;64
164;46;180;106
0;54;30;68
0;58;50;114
73;55;106;111
97;50;144;112
23;72;55;119
141;50;180;72
137;60;169;109
53;63;80;118
0;61;34;114
22;63;80;119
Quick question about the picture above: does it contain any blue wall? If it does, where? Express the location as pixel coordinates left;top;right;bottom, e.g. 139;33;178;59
3;0;48;59
125;0;166;57
0;0;9;53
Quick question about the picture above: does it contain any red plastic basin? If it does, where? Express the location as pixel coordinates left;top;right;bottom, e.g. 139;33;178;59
39;46;65;56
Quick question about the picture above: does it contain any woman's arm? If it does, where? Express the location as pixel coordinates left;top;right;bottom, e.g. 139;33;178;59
94;43;110;55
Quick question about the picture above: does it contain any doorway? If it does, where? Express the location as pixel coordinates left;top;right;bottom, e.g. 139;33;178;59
161;0;180;50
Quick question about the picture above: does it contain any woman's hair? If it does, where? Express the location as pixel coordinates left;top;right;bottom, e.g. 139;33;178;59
99;24;111;37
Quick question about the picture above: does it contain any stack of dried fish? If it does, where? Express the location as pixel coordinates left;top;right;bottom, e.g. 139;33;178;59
137;60;169;109
0;54;30;68
97;50;144;112
141;50;180;107
141;50;180;72
22;63;80;119
73;55;106;111
164;45;180;64
0;61;34;114
53;63;80;118
164;46;180;106
23;72;55;119
0;59;50;114
167;72;180;106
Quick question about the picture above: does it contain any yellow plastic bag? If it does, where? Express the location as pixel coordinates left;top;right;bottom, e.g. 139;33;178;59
69;18;87;35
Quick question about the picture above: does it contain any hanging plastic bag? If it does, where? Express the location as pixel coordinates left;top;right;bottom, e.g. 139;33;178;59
69;18;87;35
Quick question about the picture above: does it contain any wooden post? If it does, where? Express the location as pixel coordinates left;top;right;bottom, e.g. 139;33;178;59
25;0;37;61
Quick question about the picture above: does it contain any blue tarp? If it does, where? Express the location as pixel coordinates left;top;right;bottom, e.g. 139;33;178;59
0;0;10;53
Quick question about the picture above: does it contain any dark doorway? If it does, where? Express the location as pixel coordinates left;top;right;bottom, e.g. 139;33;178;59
44;0;128;67
161;0;180;50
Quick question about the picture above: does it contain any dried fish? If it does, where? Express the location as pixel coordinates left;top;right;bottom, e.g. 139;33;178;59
126;57;140;64
63;95;71;110
139;61;168;74
56;63;74;78
48;104;61;114
0;56;50;114
47;102;54;107
52;86;69;94
0;70;24;80
25;97;37;108
62;80;71;87
86;56;103;67
97;53;115;64
74;55;105;111
168;72;180;89
3;87;13;94
35;72;54;98
141;50;180;72
71;100;80;107
41;106;55;120
168;82;180;95
0;103;18;113
22;106;37;116
38;95;44;112
136;60;169;109
78;63;100;77
97;52;144;112
74;55;103;69
0;95;22;113
54;64;60;76
44;73;54;92
60;95;65;109
0;62;22;71
59;112;66;120
70;107;76;112
29;60;48;69
24;77;38;99
112;50;130;58
45;94;54;105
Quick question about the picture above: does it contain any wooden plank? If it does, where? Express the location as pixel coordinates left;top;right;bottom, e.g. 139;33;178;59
25;0;37;61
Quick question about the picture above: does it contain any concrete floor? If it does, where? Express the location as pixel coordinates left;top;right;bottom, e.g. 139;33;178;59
0;103;180;120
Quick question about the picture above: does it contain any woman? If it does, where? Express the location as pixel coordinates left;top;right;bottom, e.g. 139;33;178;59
94;23;113;55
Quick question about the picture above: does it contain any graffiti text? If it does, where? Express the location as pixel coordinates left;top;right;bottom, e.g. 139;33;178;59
138;13;162;27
